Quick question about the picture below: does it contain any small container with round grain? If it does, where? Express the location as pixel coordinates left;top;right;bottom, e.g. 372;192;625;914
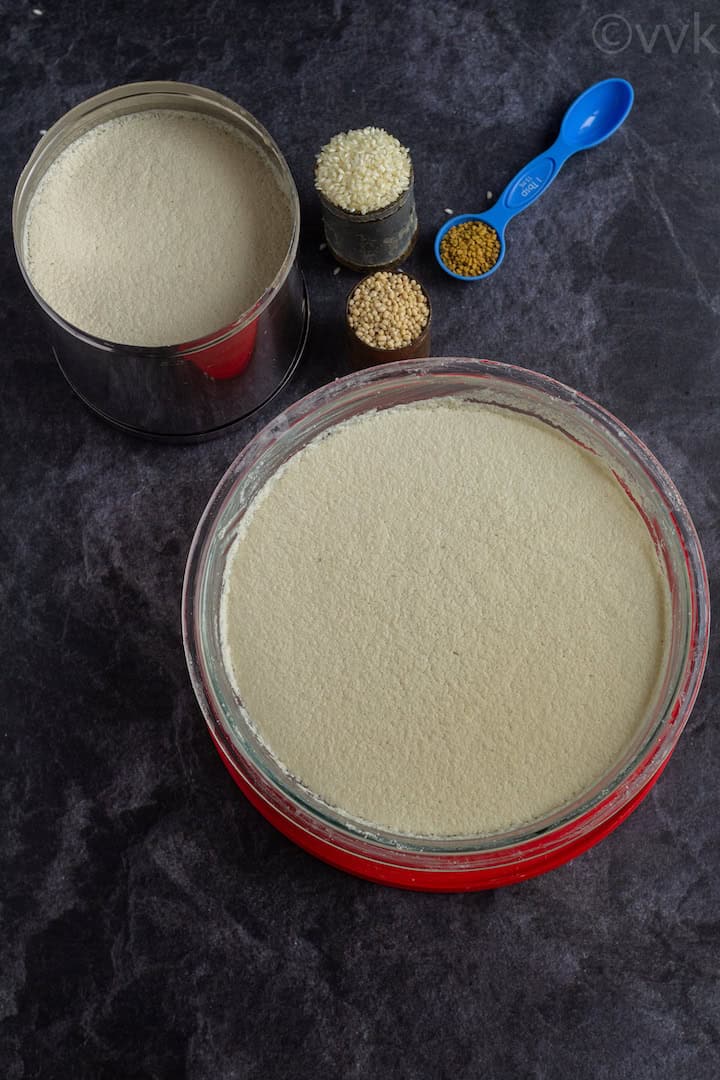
346;271;431;369
315;127;417;271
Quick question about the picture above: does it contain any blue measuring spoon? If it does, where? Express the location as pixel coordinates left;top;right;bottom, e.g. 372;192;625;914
434;78;634;281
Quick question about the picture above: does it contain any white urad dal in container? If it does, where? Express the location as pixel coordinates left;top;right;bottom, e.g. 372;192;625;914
220;399;670;838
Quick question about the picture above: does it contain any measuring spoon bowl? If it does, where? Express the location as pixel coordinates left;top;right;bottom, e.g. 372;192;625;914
560;78;634;149
434;212;507;282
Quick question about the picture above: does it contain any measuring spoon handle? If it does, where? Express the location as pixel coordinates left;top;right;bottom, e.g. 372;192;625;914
485;138;576;233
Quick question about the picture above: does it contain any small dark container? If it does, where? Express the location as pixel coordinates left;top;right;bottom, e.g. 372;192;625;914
346;273;431;370
318;170;418;272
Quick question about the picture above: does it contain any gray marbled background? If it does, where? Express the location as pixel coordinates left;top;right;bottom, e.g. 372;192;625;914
1;0;719;1076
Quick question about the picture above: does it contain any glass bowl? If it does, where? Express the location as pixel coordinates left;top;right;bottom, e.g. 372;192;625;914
182;358;710;890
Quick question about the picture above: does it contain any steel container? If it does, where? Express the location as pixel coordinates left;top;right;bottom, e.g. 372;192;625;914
13;81;309;441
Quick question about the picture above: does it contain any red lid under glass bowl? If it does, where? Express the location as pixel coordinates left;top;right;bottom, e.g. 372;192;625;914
182;358;710;891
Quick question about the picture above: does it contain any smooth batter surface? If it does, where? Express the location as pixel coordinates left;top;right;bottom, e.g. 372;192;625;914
221;401;670;837
24;110;292;346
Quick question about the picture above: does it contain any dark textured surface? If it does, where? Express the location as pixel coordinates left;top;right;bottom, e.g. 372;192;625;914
2;1;719;1076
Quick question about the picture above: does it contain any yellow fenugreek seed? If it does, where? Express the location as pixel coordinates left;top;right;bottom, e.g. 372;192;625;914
440;220;500;277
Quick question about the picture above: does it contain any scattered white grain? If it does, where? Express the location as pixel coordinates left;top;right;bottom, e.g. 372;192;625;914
486;191;493;200
315;126;411;215
333;266;341;275
319;242;327;251
444;208;453;215
32;7;43;14
39;129;47;136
